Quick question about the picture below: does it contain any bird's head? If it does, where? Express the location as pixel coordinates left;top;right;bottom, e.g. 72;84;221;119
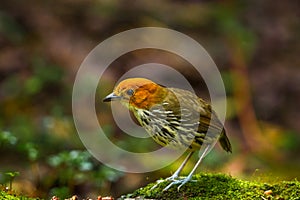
103;78;167;110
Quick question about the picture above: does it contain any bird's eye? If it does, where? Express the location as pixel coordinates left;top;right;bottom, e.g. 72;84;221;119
126;89;134;96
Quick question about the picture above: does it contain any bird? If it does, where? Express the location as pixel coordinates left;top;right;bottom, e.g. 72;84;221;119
103;78;232;191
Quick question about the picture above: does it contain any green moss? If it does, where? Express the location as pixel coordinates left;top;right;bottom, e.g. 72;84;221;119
0;190;39;200
122;173;300;200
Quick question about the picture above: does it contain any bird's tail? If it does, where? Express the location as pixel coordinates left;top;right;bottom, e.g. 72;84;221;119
219;129;232;153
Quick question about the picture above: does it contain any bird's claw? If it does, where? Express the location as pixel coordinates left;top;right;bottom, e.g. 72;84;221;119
163;177;194;191
151;176;196;191
150;179;165;190
150;175;179;190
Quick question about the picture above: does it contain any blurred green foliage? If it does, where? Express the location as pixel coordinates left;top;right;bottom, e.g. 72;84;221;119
46;149;123;199
0;171;19;190
0;131;17;146
0;11;25;43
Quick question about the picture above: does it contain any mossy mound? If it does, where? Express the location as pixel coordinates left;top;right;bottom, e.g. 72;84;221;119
121;173;300;200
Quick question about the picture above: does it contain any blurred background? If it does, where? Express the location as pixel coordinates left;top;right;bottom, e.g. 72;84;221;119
0;0;299;199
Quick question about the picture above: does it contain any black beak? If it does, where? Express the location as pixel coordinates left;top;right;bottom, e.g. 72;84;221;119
103;92;122;102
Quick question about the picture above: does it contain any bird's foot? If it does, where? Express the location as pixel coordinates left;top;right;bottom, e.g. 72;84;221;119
163;176;196;191
150;174;179;190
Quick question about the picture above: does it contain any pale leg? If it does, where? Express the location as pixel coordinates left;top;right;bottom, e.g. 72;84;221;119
163;145;211;191
150;151;194;190
166;151;194;180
